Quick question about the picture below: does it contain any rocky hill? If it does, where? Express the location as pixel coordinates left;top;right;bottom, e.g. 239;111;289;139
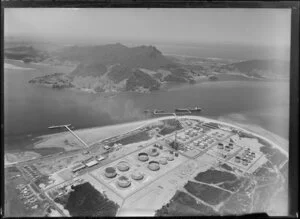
28;43;192;93
23;44;290;93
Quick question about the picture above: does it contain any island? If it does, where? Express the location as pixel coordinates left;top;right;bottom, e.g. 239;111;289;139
5;44;289;94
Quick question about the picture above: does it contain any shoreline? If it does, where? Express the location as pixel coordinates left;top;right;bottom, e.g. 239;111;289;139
5;115;288;166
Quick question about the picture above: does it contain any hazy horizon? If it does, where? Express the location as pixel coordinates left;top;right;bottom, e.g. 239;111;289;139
5;8;291;60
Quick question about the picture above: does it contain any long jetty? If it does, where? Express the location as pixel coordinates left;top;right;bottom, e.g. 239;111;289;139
48;124;89;148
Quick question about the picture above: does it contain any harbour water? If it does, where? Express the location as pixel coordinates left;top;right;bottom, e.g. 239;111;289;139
4;60;289;153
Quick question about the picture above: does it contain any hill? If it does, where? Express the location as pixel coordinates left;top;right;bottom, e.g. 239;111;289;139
25;44;289;93
217;59;289;79
53;43;173;70
28;43;192;93
4;46;49;63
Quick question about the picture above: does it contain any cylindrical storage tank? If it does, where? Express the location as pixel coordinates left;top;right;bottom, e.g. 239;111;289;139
148;161;160;171
117;175;131;188
131;172;144;181
117;161;130;172
159;157;168;165
105;167;117;178
138;152;149;162
148;148;159;157
235;156;241;163
242;161;248;166
167;154;174;161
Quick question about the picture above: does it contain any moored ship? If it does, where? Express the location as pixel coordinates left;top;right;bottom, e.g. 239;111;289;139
175;107;202;113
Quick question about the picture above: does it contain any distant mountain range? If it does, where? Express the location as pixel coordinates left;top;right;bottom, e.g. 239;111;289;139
5;43;290;93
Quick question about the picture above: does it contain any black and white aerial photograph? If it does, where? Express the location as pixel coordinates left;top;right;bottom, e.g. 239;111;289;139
3;7;292;217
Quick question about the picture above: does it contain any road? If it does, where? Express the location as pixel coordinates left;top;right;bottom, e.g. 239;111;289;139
17;166;67;217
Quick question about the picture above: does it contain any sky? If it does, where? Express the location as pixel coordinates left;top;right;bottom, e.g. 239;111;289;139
4;8;291;48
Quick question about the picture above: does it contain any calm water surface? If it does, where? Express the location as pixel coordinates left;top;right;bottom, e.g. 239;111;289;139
4;60;289;152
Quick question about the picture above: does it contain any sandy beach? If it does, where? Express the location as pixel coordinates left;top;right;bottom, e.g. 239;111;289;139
217;114;289;153
32;115;288;157
33;119;162;151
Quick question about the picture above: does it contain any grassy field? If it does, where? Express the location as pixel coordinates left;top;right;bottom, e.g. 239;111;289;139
218;178;245;192
184;181;231;206
155;191;217;216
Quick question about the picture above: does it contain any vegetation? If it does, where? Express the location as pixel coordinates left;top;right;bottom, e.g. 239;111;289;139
209;75;218;81
158;119;183;136
184;181;231;205
55;182;119;216
29;73;74;89
34;175;51;187
238;131;256;138
164;74;187;82
108;130;151;146
155;191;217;216
218;178;245;192
71;63;107;77
126;69;160;91
107;64;132;83
194;168;237;184
220;163;233;171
